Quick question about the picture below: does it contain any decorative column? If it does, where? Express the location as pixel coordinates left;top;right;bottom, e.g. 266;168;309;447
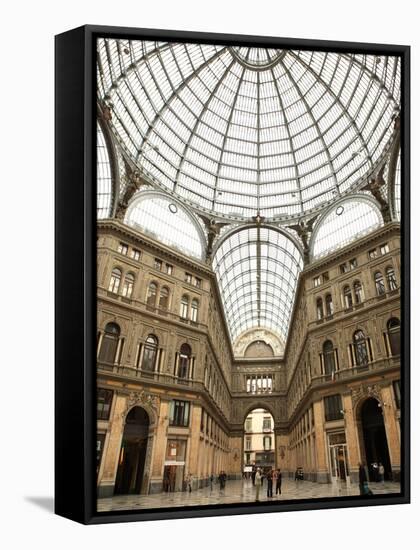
313;399;329;483
149;398;170;494
97;393;127;498
381;384;401;479
342;392;361;483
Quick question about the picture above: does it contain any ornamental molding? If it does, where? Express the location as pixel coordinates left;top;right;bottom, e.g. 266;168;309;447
351;383;387;408
121;390;159;420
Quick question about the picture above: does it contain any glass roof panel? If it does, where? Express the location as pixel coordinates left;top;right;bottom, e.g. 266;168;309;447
97;122;113;219
97;39;400;222
125;194;204;259
213;227;303;342
312;199;383;259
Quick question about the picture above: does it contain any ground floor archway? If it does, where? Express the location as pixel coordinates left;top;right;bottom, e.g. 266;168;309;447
360;398;392;481
243;408;276;477
114;406;150;495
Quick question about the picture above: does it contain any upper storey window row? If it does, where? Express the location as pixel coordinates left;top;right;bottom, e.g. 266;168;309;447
117;241;141;261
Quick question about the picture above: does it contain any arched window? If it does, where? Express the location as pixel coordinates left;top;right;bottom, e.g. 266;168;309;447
98;322;120;364
322;340;335;375
180;295;189;319
122;273;135;298
178;343;191;380
354;281;363;304
190;298;199;323
142;334;158;373
316;297;324;320
108;268;122;294
386;266;398;291
325;294;333;317
353;330;369;367
374;271;385;296
146;282;158;308
159;286;170;310
387;318;400;356
343;285;353;309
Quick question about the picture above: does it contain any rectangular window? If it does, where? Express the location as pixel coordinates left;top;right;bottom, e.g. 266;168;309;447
324;394;343;422
165;439;187;461
322;271;329;283
349;258;358;270
97;388;114;420
169;400;190;427
380;243;390;255
245;419;252;432
263;417;271;431
130;248;141;261
368;248;378;259
393;380;401;409
313;276;321;287
165;263;173;275
339;263;348;274
154;258;162;270
263;436;271;450
117;242;128;255
245;437;251;450
184;272;192;284
194;277;201;288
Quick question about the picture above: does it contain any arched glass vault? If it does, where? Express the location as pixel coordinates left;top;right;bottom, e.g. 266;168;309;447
97;39;400;221
213;227;303;342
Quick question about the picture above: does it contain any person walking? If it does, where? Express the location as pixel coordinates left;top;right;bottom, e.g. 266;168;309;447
275;469;282;496
209;473;214;492
266;469;273;498
255;468;262;501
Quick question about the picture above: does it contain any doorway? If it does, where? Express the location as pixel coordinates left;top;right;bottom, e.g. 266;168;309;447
328;432;349;482
114;407;150;495
361;398;392;481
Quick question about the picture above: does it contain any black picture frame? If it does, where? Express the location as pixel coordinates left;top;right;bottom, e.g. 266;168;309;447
55;24;410;525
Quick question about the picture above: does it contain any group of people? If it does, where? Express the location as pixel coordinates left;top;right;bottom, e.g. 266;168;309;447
358;461;386;495
252;467;282;501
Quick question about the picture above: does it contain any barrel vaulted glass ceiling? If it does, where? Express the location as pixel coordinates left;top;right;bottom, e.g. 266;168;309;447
213;227;303;343
96;38;401;348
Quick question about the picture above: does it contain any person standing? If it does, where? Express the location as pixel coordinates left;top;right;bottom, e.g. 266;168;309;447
251;466;256;486
359;463;368;495
378;462;385;483
266;469;273;498
210;473;214;492
276;469;282;496
255;468;262;501
186;473;192;493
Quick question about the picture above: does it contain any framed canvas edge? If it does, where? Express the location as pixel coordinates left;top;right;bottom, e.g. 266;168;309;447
54;24;411;526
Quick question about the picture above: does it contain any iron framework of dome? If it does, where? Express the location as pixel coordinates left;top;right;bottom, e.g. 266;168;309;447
96;38;401;350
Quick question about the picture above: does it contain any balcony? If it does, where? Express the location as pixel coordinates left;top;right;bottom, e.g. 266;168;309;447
97;362;195;388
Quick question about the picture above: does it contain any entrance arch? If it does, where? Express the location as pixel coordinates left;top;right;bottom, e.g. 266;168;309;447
360;398;392;481
115;406;150;495
243;408;276;476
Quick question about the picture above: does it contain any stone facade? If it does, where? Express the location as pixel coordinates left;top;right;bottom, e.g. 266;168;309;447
97;220;401;496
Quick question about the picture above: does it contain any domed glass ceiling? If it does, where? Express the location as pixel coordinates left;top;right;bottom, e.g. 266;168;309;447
97;39;400;221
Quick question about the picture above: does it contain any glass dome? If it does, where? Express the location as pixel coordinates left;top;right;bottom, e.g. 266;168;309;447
97;39;400;221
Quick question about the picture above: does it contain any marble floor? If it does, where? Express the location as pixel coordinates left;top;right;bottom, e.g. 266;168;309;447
97;478;401;512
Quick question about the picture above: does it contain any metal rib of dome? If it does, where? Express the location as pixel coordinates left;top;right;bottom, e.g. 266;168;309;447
97;39;400;221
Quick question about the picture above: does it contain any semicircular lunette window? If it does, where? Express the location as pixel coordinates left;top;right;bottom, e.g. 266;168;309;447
97;122;113;219
125;194;204;260
97;38;400;221
213;227;303;343
312;199;383;259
